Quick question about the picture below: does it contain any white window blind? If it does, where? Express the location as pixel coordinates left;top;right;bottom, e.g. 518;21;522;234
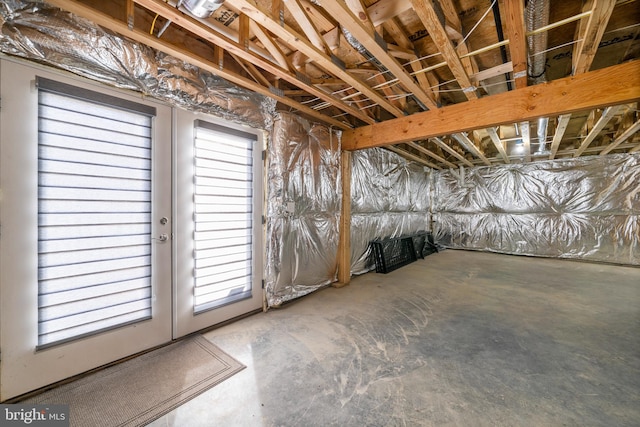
193;121;255;313
37;77;156;348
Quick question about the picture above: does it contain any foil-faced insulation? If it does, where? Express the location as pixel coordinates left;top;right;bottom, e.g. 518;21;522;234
350;148;431;274
265;112;342;307
0;0;274;129
433;154;640;265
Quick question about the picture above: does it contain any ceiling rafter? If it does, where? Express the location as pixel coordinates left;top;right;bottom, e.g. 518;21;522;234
283;0;329;54
452;133;492;166
431;137;474;167
599;117;640;155
439;0;480;78
132;0;375;125
549;114;572;160
230;0;406;118
486;127;510;163
386;146;442;170
382;18;440;104
574;105;623;156
502;0;527;89
406;141;457;168
46;0;353;130
573;0;616;75
318;0;439;110
250;21;292;70
410;0;478;101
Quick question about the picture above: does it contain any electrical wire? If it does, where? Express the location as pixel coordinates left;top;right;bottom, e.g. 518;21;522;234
150;14;160;35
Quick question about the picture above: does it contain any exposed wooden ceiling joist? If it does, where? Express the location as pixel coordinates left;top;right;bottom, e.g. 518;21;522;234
318;0;438;110
231;0;406;118
386;145;442;170
502;0;527;89
133;0;376;125
47;0;353;129
342;61;640;150
600;118;640;155
573;0;616;75
574;105;623;156
410;0;477;100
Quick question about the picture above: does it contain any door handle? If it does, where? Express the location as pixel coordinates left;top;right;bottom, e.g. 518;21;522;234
153;233;169;242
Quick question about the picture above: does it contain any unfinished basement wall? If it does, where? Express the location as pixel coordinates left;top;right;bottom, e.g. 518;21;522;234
350;148;432;274
265;112;342;306
433;154;640;265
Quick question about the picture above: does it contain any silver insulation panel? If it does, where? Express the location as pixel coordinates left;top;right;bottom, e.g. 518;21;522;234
433;154;640;265
350;148;432;274
0;0;274;129
265;112;342;306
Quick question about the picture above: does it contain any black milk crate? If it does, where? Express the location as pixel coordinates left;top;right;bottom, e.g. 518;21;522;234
411;231;438;259
370;236;417;274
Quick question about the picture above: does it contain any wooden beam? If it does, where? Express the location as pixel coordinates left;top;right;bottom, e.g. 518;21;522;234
439;0;479;77
549;114;572;159
230;53;271;87
382;18;439;105
452;133;492;166
126;0;135;29
386;146;442;170
486;127;510;163
573;0;616;75
238;14;250;51
367;0;412;27
406;141;456;168
231;0;405;118
342;61;640;150
600;117;640;155
336;150;351;287
319;0;438;110
574;105;623;156
46;0;352;130
213;45;224;70
283;0;329;53
431;137;474;167
629;142;640;153
502;0;527;89
250;22;291;70
410;0;477;100
131;0;374;124
472;62;514;84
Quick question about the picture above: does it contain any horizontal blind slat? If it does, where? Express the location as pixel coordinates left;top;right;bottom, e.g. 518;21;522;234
38;80;154;348
193;125;255;313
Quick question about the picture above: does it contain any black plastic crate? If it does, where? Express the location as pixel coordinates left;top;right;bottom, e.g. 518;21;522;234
411;231;438;259
370;237;417;274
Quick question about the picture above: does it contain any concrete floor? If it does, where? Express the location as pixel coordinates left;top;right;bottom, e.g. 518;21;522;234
149;250;640;427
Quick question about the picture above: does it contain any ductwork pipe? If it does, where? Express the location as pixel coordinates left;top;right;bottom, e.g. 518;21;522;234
525;0;550;85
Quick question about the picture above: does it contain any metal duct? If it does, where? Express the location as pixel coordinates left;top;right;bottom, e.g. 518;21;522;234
182;0;224;18
0;0;274;129
537;117;549;154
525;0;550;85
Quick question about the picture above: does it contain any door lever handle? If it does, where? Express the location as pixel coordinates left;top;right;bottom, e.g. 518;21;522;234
152;233;169;242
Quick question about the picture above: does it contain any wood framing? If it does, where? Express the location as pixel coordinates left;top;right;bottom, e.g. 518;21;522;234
574;105;623;156
502;0;527;89
342;61;640;150
336;150;352;287
46;0;351;130
600;118;640;155
386;146;442;169
549;114;572;159
573;0;616;75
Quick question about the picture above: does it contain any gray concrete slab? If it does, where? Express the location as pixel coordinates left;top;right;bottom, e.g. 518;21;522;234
149;250;640;426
